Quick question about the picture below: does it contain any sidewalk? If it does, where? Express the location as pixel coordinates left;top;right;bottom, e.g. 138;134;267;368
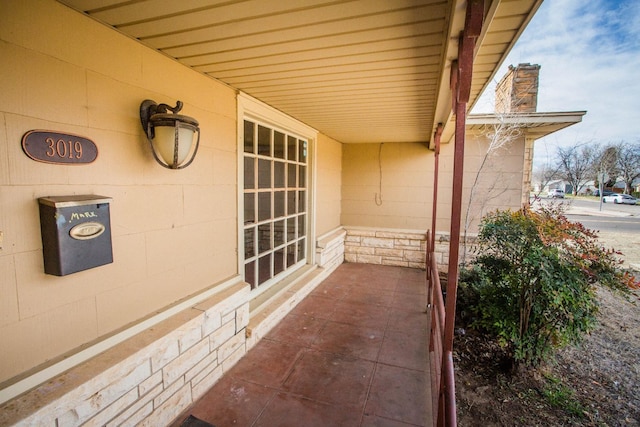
564;205;633;217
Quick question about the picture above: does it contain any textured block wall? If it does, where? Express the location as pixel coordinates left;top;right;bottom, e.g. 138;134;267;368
344;227;427;269
0;283;250;427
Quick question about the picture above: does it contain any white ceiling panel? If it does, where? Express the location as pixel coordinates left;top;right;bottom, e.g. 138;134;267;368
58;0;542;144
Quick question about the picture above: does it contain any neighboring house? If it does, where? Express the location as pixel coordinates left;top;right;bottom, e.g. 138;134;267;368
578;180;598;195
613;178;640;194
541;180;572;194
0;1;583;426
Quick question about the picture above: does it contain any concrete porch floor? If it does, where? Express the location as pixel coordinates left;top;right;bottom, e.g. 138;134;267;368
173;263;432;426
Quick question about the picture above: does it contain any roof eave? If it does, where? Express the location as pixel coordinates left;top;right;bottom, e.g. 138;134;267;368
432;0;545;146
466;110;587;138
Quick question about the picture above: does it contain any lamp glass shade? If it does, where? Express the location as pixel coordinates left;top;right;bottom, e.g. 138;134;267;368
153;125;195;167
148;113;199;168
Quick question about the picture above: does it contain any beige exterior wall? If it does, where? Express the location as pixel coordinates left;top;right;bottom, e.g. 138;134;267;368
316;134;342;236
339;136;526;267
341;142;434;230
449;133;527;232
0;1;238;385
340;137;525;236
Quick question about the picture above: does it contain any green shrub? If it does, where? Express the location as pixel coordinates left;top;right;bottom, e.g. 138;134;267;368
459;204;637;367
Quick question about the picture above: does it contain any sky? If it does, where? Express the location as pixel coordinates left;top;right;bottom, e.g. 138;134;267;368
471;0;640;168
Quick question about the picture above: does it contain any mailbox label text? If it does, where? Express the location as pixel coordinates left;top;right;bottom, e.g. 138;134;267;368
70;211;99;221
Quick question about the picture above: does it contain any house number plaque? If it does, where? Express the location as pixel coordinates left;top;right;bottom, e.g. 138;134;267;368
22;130;98;164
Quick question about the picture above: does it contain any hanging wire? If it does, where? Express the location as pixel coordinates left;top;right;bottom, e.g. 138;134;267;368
375;143;383;206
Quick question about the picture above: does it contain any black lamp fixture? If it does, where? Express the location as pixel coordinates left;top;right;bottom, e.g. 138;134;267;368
139;99;200;169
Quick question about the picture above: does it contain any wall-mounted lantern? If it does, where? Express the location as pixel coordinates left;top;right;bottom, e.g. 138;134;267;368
139;99;200;169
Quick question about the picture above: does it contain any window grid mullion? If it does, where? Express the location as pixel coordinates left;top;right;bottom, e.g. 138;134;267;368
243;119;308;290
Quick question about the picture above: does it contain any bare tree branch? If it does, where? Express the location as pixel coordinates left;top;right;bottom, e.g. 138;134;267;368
555;144;597;195
592;144;619;188
463;112;524;263
615;141;640;194
532;162;562;197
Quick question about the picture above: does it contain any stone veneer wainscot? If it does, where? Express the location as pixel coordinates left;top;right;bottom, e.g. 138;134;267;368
344;227;476;273
344;227;427;269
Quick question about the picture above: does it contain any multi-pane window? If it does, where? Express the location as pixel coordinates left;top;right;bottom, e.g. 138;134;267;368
243;119;307;289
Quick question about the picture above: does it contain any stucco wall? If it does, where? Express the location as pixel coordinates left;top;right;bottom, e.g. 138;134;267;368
341;142;434;230
340;136;526;238
0;1;238;384
449;133;526;232
316;134;342;236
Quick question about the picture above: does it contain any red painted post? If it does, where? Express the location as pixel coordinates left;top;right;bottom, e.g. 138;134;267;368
444;99;466;354
438;2;485;425
430;124;443;285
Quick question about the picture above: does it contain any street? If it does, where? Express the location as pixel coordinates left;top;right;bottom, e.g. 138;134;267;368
533;196;640;269
567;197;639;217
565;214;640;233
535;196;640;233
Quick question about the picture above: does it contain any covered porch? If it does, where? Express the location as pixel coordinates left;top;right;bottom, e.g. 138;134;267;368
175;262;431;427
0;1;544;426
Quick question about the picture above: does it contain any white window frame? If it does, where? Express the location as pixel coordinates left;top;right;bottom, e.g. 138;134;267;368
237;93;317;296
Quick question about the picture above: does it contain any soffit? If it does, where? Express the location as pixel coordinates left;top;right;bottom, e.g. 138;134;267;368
57;0;541;145
466;111;587;138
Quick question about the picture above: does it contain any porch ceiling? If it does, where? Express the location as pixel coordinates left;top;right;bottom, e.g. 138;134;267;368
57;0;542;145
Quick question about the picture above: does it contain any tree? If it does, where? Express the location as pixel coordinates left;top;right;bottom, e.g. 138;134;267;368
592;144;619;189
532;162;561;197
615;141;640;194
555;144;596;195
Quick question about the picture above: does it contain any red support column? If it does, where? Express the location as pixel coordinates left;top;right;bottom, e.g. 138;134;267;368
430;124;443;256
437;2;484;426
443;0;484;355
428;124;443;313
443;98;467;353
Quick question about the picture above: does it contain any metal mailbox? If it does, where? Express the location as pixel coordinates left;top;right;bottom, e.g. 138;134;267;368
38;195;113;276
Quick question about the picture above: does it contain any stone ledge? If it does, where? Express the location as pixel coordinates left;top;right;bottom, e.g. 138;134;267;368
316;227;346;249
0;280;250;427
316;226;346;269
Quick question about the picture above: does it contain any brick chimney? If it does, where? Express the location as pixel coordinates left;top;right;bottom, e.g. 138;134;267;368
495;63;540;113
